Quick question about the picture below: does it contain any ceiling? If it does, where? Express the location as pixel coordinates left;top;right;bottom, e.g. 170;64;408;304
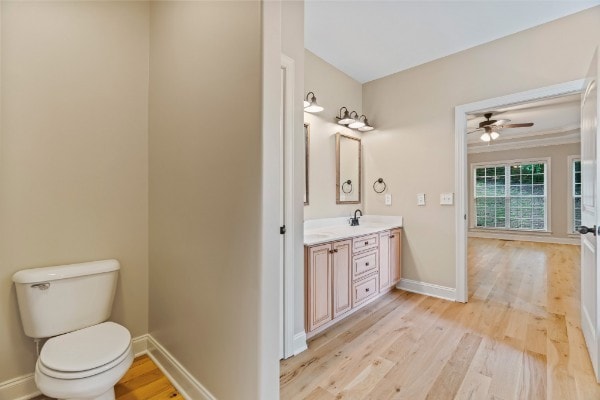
466;93;581;149
305;1;600;83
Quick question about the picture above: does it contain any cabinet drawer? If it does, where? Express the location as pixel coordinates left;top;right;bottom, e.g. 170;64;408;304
353;250;378;279
353;234;378;253
352;274;379;307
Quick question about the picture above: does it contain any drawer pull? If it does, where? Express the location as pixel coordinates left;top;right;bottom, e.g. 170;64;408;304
365;288;370;292
364;241;369;245
390;235;395;238
334;249;339;253
329;250;334;254
365;262;370;266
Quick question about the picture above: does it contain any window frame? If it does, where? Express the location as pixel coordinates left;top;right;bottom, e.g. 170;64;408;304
470;157;551;233
568;155;582;236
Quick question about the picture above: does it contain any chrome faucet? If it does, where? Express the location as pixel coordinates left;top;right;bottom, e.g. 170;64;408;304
350;209;362;226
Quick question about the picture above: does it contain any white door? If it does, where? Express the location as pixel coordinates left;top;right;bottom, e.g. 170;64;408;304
278;66;286;360
580;47;599;382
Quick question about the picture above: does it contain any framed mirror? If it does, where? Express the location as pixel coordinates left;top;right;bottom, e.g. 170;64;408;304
336;133;361;204
304;123;310;205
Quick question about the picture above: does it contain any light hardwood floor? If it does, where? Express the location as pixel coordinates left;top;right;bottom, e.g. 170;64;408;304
32;354;180;400
280;238;600;399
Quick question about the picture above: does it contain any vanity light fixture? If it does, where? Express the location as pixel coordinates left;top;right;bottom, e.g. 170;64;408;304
304;92;323;113
336;107;355;125
358;116;374;132
347;111;366;129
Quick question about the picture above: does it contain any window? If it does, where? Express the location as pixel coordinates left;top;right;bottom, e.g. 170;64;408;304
474;161;547;231
572;159;581;232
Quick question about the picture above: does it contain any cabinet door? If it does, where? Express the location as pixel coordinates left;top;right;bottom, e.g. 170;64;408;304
307;244;333;331
378;231;391;290
333;240;352;318
390;229;402;284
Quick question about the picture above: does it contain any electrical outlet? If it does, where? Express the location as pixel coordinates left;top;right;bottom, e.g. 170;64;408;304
417;193;426;206
385;194;392;206
440;193;454;205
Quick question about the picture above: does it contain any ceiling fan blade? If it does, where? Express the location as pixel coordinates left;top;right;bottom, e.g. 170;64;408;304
501;123;534;128
491;119;511;126
467;128;483;134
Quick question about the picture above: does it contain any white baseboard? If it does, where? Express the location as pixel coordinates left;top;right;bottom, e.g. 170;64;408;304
0;334;174;400
146;335;216;400
0;373;40;400
293;331;308;355
468;231;579;245
397;278;456;301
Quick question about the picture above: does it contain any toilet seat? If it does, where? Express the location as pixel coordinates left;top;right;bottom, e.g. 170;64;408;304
38;322;131;380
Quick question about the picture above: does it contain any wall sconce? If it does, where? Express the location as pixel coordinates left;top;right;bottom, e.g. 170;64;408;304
304;92;323;113
336;107;355;125
336;107;375;132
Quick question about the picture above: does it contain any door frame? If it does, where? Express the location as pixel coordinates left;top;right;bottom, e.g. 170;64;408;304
454;79;585;302
281;54;297;358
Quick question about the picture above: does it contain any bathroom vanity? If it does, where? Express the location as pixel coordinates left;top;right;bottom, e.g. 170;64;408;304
304;216;403;338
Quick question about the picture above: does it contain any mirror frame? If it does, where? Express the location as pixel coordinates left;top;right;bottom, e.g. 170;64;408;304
335;133;362;204
304;123;310;205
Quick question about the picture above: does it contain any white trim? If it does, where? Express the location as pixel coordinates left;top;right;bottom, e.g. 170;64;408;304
468;131;580;154
0;334;152;400
0;374;39;400
280;54;299;359
397;278;456;301
293;331;308;355
468;231;579;245
455;79;585;304
146;335;216;400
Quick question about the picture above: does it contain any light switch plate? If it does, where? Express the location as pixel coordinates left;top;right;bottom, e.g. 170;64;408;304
385;194;392;206
417;193;426;206
440;193;454;205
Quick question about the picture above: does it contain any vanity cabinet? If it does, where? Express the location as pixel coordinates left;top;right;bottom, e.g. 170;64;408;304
306;240;352;332
305;228;402;338
379;229;402;291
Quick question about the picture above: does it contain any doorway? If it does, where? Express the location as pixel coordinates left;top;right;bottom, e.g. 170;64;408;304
454;79;585;302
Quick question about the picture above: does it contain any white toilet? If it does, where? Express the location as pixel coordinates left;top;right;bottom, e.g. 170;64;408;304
13;259;134;400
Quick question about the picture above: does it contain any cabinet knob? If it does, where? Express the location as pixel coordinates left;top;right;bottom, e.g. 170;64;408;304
364;241;369;245
334;249;339;253
390;235;395;238
366;288;370;292
366;262;370;266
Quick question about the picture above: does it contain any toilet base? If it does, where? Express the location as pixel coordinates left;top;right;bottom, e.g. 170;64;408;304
60;387;115;400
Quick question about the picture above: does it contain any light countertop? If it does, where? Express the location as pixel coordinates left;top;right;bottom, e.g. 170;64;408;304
304;215;403;246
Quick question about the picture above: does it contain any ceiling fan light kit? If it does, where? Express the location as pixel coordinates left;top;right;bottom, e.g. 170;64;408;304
468;112;534;142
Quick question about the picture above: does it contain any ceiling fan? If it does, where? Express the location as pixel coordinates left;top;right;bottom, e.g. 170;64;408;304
468;112;534;142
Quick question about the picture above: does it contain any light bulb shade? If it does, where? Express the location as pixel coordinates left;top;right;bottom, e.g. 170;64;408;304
480;132;491;142
490;131;500;140
337;107;355;125
304;92;323;113
348;120;365;129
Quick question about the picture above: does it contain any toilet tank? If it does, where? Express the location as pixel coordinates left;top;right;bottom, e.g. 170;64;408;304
12;259;120;338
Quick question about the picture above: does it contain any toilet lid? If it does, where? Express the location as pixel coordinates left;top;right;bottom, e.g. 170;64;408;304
40;322;131;372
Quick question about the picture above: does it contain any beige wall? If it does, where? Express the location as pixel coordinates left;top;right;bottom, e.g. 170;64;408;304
304;50;364;220
0;1;149;382
363;7;600;288
468;143;580;239
147;2;264;399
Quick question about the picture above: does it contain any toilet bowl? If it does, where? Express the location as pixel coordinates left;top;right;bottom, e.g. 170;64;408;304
34;322;134;400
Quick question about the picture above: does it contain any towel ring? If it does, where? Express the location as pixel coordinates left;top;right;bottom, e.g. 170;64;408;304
373;178;387;193
342;180;353;194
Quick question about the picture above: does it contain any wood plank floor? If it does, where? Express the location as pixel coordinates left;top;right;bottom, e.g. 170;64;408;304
32;354;180;400
280;238;600;399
